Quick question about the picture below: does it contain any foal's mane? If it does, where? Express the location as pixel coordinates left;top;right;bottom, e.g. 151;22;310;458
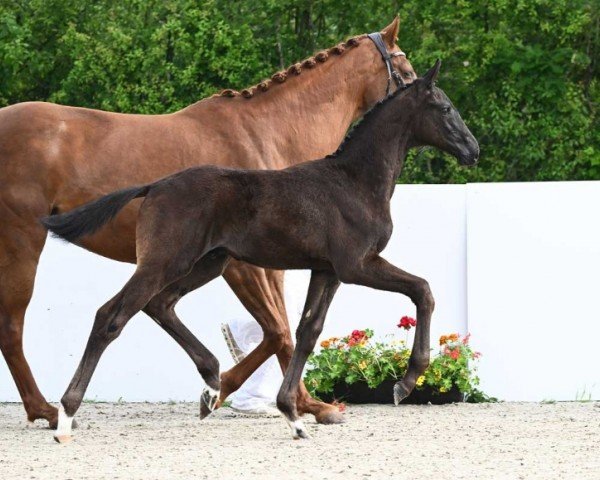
327;82;415;158
216;35;367;100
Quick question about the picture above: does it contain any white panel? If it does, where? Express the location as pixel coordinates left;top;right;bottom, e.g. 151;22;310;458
467;181;600;401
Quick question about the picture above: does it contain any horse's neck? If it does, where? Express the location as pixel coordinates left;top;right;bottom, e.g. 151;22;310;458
337;102;413;200
184;46;377;168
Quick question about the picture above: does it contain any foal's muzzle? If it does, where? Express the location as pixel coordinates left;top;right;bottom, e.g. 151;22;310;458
457;139;480;166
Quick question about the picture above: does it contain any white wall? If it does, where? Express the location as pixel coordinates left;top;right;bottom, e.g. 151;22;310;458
0;182;598;403
467;181;600;401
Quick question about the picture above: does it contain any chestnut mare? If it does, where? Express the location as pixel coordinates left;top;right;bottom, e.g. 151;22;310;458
0;18;416;427
43;61;479;442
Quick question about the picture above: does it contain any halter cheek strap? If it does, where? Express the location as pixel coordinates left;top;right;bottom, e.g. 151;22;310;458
367;32;406;96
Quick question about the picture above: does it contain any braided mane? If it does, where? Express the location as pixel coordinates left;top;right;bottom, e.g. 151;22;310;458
217;35;366;100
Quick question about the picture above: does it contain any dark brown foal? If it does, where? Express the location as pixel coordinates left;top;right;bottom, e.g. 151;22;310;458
43;61;479;441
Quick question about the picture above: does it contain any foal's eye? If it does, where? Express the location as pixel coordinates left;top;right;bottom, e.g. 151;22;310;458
442;106;452;115
403;71;412;78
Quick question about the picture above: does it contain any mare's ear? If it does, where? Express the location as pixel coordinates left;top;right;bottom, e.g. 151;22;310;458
421;59;441;89
381;16;400;48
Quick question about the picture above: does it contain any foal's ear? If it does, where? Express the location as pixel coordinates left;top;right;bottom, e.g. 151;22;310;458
421;59;441;89
381;15;400;48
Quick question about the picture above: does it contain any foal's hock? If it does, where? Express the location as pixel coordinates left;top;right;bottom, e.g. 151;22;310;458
43;60;479;441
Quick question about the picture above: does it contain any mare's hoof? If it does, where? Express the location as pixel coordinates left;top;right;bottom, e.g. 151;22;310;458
199;386;220;420
315;409;346;425
393;382;411;406
53;434;73;444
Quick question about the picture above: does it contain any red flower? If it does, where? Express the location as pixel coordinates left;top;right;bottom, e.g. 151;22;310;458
462;333;471;345
351;329;366;339
398;316;417;330
449;349;460;360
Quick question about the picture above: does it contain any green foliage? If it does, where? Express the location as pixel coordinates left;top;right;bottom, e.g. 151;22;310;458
1;0;598;181
466;388;499;403
304;329;485;398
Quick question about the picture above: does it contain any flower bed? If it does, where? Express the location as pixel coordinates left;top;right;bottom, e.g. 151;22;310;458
304;318;485;404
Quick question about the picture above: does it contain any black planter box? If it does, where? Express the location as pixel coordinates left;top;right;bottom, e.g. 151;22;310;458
317;378;464;404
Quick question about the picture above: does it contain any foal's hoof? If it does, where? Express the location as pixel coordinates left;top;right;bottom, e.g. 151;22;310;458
53;434;73;444
315;408;346;425
49;419;78;430
393;382;411;406
53;405;75;443
287;419;311;440
199;386;220;420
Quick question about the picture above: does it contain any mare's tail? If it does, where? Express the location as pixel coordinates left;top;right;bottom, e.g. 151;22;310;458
41;185;151;243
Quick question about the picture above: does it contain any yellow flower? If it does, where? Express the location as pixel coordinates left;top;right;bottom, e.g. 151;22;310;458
439;386;448;393
416;375;425;387
358;360;368;370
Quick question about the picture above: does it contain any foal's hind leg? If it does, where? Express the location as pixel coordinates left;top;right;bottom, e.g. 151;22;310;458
54;259;197;443
143;250;231;419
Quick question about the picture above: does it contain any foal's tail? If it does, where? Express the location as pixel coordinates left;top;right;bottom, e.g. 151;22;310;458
41;185;151;243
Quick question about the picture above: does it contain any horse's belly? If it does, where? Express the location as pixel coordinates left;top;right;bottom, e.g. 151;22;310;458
227;230;330;271
74;202;140;263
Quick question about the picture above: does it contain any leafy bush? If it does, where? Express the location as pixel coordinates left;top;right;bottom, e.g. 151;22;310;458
1;0;597;181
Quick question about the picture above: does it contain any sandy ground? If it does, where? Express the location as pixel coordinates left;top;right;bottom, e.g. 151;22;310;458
1;402;599;480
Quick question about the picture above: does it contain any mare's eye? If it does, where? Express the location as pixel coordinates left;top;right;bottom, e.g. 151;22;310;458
403;71;412;79
442;105;452;115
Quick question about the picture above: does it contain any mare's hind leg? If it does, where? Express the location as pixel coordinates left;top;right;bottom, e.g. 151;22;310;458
0;192;58;426
54;257;198;443
142;250;231;419
221;262;344;424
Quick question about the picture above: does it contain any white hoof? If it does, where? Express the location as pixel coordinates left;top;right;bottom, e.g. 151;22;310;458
199;386;220;419
53;405;74;443
285;418;311;440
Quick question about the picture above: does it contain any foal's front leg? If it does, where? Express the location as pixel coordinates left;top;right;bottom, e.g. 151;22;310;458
276;270;340;439
222;262;344;424
343;254;435;404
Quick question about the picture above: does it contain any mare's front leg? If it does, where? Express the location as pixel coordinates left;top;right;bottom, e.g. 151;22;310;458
276;270;340;439
341;254;435;404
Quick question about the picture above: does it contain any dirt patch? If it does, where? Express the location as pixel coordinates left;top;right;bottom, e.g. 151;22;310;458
1;402;599;479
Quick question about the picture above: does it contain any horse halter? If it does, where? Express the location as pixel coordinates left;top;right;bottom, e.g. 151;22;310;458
367;32;406;96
